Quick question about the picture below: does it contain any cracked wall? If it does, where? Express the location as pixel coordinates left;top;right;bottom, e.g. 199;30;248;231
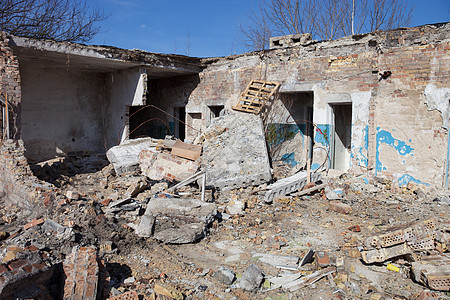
183;23;450;187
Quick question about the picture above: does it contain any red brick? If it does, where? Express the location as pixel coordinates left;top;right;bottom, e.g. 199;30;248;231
0;265;8;274
25;245;39;252
23;265;33;273
315;251;330;268
23;218;44;230
32;263;46;270
8;259;27;270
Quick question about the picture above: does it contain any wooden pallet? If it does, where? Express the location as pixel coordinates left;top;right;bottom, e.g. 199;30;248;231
232;80;280;114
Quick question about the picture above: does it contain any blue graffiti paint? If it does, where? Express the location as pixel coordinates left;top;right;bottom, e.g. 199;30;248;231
375;128;414;174
363;177;369;184
281;152;298;166
398;174;430;186
353;125;369;167
314;124;330;145
311;163;320;170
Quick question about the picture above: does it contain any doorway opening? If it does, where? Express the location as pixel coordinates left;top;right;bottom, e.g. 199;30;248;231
331;104;352;171
128;105;170;139
174;106;186;141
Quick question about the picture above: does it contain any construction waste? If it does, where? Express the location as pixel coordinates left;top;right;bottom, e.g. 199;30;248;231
0;110;448;299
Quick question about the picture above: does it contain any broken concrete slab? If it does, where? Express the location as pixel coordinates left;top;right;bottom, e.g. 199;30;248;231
263;171;322;203
202;112;272;189
153;223;206;244
268;273;303;290
252;253;299;268
139;151;199;182
226;199;245;215
106;138;158;175
136;198;217;244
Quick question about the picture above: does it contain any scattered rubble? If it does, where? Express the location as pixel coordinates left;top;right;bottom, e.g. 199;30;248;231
0;121;449;299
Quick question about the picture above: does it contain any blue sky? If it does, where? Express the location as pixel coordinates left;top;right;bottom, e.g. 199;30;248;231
89;0;449;58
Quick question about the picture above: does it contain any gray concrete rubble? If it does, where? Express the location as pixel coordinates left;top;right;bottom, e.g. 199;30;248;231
239;264;264;292
135;198;217;244
263;171;322;203
139;150;199;182
106;138;158;175
202;111;272;189
214;266;235;285
252;253;299;268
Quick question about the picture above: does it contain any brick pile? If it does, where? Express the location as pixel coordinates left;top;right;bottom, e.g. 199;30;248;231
63;246;99;300
0;245;52;298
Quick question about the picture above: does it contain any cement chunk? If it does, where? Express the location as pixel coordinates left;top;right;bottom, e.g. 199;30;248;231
202;112;271;189
106;138;157;175
137;198;217;244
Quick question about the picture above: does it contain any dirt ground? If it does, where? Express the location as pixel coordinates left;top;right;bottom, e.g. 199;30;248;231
0;155;449;299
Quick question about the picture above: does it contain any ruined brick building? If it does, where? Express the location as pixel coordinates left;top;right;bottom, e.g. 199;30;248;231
0;22;449;203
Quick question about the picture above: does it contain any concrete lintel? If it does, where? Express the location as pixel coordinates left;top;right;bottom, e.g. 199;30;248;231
325;93;351;104
280;83;316;93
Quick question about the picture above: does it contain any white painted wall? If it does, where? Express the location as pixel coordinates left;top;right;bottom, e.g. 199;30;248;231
104;67;146;149
20;62;105;161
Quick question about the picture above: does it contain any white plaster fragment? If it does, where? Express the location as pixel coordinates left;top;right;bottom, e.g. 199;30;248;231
424;84;450;129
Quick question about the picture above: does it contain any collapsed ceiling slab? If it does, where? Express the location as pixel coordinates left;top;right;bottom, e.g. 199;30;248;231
9;35;204;78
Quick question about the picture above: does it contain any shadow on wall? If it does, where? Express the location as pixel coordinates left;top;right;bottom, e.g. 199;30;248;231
131;74;201;140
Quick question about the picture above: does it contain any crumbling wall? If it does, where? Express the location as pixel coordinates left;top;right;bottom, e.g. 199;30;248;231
187;23;450;187
0;32;21;140
373;26;450;186
0;140;35;208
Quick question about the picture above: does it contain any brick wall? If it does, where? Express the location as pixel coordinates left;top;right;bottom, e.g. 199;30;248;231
0;32;21;140
0;139;35;207
175;23;450;186
62;246;99;300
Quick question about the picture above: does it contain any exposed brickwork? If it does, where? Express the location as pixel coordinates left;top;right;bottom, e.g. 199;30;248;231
0;32;21;140
63;246;99;300
161;23;449;186
0;245;52;298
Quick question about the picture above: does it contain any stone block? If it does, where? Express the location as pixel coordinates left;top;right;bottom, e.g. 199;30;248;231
106;138;157;175
214;266;235;285
139;151;199;182
136;198;216;243
202;112;272;189
263;171;322;203
240;264;264;292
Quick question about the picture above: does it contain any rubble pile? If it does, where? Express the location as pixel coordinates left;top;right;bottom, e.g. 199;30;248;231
0;112;449;299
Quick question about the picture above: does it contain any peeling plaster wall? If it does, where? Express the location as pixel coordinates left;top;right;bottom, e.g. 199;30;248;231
186;23;450;187
20;60;106;161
